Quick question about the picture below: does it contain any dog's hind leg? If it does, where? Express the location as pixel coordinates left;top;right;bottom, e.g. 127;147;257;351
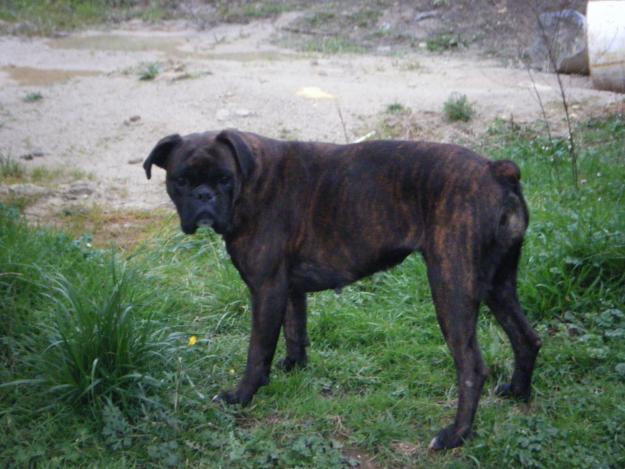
278;290;309;371
486;243;542;401
425;248;487;450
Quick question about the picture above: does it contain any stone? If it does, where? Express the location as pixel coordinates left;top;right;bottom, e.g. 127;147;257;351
19;150;45;160
414;11;438;22
63;181;95;200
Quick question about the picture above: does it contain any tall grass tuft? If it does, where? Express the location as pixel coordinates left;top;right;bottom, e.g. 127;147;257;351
443;92;474;122
36;262;168;407
0;205;174;411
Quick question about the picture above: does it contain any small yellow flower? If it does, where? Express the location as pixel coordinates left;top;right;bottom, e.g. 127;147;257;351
188;335;198;346
229;368;236;375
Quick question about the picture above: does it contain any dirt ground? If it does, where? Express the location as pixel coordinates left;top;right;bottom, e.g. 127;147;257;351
0;6;622;229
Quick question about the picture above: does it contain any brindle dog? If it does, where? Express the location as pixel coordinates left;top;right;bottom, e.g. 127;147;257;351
144;129;542;450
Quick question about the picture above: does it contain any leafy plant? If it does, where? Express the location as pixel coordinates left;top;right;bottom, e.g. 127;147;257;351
23;92;43;102
102;400;132;450
139;62;161;81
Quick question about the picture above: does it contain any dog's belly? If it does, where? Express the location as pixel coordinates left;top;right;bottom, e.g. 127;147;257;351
289;245;415;293
289;261;354;292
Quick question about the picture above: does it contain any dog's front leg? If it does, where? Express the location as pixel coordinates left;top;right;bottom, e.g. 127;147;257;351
218;267;288;406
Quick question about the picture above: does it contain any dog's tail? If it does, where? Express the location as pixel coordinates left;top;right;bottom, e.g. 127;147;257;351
490;160;528;245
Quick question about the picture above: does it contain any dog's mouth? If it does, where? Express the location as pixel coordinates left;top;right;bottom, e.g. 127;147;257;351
196;217;214;228
181;213;214;235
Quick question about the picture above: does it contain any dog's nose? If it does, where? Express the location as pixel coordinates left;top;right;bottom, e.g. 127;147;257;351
193;186;214;202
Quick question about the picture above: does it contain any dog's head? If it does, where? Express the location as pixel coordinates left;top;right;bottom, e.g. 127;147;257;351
144;129;256;235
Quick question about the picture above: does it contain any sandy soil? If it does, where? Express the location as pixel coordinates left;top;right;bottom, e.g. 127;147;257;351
0;13;622;218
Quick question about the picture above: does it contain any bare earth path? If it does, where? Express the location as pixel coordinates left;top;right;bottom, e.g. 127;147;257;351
0;14;621;220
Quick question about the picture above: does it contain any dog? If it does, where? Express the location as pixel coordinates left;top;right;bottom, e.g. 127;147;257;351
144;129;542;450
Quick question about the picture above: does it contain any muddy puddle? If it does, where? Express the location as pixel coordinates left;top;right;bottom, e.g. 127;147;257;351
48;32;297;62
2;66;99;86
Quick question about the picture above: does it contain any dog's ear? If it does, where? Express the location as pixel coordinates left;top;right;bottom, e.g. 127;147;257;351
144;134;182;180
216;129;256;181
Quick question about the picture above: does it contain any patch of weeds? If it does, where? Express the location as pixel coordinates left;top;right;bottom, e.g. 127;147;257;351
302;36;364;54
386;102;406;114
218;1;301;23
0;193;44;212
101;400;132;450
138;62;161;81
306;11;336;29
286;2;393;55
374;104;421;140
30;166;63;183
70;168;96;181
28;166;94;184
352;8;381;28
426;33;464;52
398;60;422;72
0;154;26;181
443;92;474;122
23;91;43;103
141;3;166;23
241;2;292;19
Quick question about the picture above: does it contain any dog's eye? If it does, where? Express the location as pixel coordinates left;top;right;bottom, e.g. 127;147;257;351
173;176;187;186
217;174;231;185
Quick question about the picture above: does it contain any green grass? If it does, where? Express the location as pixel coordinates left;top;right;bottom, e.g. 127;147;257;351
0;1;305;35
1;114;625;467
0;0;127;35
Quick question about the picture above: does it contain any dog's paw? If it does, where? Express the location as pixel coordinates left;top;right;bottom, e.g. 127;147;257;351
428;425;471;451
277;356;307;372
495;383;531;402
213;389;252;407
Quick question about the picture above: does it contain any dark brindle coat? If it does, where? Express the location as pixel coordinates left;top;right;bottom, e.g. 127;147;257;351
144;130;542;450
